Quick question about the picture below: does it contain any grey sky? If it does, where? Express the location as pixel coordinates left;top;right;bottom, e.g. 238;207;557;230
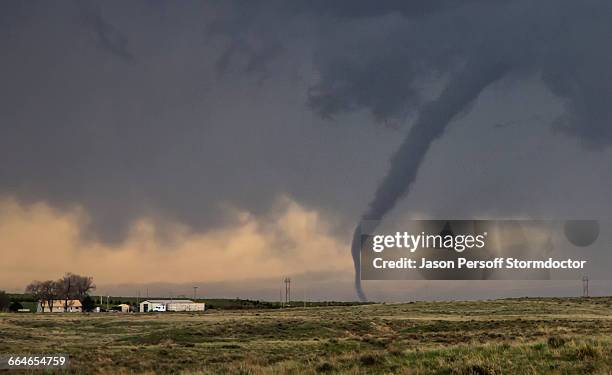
1;0;611;299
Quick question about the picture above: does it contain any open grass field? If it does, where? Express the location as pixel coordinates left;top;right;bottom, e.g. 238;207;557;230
1;297;611;374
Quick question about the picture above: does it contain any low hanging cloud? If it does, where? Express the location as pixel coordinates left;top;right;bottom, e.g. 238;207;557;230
2;195;612;300
0;196;351;291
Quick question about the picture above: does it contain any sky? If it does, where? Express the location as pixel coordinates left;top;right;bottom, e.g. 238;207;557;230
1;0;611;301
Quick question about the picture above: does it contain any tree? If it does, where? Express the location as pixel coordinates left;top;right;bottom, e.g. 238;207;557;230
9;301;23;312
57;274;74;312
58;273;95;311
73;274;95;302
0;290;10;311
25;281;42;309
26;280;59;312
81;295;96;312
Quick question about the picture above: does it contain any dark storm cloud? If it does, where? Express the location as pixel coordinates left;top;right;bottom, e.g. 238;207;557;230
215;37;285;77
209;0;612;299
311;1;612;146
78;1;135;61
1;0;612;253
211;0;612;145
0;0;386;243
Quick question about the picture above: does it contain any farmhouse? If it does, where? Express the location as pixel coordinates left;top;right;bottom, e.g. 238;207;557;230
139;299;205;312
37;299;82;313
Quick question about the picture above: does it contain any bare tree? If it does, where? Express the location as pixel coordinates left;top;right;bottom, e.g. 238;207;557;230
26;280;59;312
73;274;95;302
58;274;73;312
25;281;43;309
58;273;95;311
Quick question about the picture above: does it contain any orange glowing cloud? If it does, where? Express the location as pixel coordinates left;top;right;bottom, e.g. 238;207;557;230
0;196;352;291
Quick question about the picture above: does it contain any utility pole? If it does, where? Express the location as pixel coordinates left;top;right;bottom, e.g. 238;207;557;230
284;277;291;307
582;276;589;297
193;286;198;301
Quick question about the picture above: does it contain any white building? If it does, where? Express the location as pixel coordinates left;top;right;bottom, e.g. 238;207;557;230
139;299;205;312
116;303;131;313
166;300;206;312
37;299;82;313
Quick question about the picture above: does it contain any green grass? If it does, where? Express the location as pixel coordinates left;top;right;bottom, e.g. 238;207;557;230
0;297;611;374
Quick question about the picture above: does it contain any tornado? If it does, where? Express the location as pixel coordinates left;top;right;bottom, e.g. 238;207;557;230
352;60;511;301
